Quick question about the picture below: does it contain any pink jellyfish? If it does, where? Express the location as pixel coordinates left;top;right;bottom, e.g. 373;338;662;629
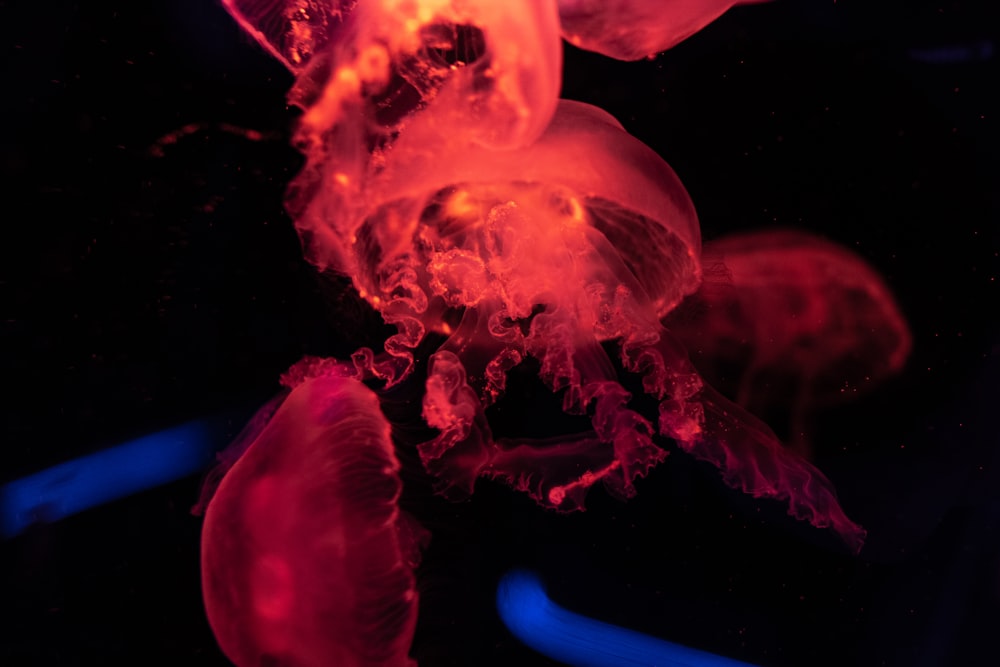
200;375;427;667
557;0;773;60
667;229;912;451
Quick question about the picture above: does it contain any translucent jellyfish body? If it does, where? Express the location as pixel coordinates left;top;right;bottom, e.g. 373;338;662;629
200;376;425;667
668;229;912;448
557;0;769;60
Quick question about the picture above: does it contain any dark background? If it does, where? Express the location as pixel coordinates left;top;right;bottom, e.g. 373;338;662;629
2;0;998;665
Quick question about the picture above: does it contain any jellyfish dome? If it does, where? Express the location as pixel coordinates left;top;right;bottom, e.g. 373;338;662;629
200;375;426;667
557;0;769;60
667;229;912;448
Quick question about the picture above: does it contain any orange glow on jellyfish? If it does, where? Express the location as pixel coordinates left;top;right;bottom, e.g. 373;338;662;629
200;376;425;667
667;229;912;449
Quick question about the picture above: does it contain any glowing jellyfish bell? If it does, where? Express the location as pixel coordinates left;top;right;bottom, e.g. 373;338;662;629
668;229;913;449
200;375;427;667
557;0;773;60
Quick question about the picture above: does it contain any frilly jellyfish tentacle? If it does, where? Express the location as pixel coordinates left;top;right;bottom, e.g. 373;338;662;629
419;349;496;497
419;346;665;512
643;328;868;554
687;395;868;556
588;286;867;552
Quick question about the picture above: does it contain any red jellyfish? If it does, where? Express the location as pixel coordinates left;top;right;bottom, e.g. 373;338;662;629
223;0;564;152
667;229;912;452
200;375;426;667
557;0;772;60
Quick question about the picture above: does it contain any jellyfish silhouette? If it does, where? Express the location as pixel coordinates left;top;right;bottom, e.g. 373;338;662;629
557;0;772;60
667;229;912;451
200;375;426;667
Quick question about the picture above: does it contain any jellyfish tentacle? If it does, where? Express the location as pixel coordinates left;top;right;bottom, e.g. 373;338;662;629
419;350;495;498
671;383;867;554
629;329;868;553
433;305;517;405
602;303;867;552
488;433;619;511
586;382;667;500
521;293;670;499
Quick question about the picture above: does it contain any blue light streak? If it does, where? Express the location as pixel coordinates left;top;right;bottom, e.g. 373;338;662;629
497;569;760;667
1;420;216;538
908;40;993;64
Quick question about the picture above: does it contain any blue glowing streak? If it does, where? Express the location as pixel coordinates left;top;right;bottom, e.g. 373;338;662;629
1;421;215;538
908;40;993;64
497;570;760;667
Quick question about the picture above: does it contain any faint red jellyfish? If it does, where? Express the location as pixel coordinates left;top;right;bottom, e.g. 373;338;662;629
557;0;772;60
200;375;427;667
667;229;912;452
